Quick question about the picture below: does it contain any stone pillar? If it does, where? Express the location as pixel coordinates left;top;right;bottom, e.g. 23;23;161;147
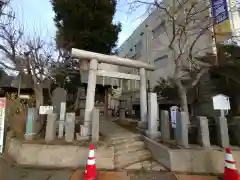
196;116;211;148
25;108;36;140
58;102;66;139
65;113;75;142
119;100;125;120
82;59;98;137
215;117;229;148
45;113;57;142
139;68;147;125
232;117;240;146
175;112;189;148
92;108;100;142
160;110;170;140
146;93;160;139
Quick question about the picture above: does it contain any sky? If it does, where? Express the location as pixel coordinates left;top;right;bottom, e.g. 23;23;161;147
11;0;149;47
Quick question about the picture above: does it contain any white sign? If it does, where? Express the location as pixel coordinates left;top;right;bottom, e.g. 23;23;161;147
59;102;66;120
0;98;6;153
19;95;30;99
39;106;53;115
170;106;178;128
212;94;231;110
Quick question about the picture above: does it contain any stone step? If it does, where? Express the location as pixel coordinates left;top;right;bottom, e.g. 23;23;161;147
109;134;142;145
114;141;145;155
124;160;167;171
115;149;151;168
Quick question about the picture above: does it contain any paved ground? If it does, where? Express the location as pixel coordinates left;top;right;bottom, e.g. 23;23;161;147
1;167;220;180
1;167;178;180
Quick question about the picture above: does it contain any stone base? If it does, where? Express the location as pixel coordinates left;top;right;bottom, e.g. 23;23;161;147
7;138;114;169
143;136;240;174
80;125;91;137
124;160;166;171
24;134;36;141
145;131;161;139
138;121;148;129
76;133;90;141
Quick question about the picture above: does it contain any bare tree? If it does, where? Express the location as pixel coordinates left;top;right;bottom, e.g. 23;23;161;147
23;37;57;110
128;0;228;122
0;5;61;121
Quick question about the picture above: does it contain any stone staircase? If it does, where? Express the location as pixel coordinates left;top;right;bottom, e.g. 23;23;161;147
108;134;152;168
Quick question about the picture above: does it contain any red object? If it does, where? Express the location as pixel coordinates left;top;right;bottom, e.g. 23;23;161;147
224;147;239;180
84;144;97;180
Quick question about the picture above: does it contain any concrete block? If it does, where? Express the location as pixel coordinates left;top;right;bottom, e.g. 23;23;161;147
45;113;57;142
92;108;100;142
160;110;170;140
8;139;115;169
176;112;188;148
65;113;75;142
196;116;211;148
143;136;240;174
215;117;229;148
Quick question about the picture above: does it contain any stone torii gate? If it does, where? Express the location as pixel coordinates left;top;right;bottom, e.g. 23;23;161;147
71;48;155;137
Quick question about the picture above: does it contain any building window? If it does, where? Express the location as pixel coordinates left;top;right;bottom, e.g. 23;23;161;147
134;40;142;53
152;20;165;40
154;55;168;69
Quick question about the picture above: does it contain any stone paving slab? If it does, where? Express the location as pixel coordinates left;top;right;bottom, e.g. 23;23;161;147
175;174;219;180
99;118;137;138
4;168;75;180
124;160;166;171
49;170;73;180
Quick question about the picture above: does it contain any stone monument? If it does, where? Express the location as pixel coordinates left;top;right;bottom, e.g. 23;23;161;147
52;87;67;139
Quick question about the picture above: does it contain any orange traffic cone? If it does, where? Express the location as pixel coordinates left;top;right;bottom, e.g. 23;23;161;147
224;147;239;180
84;144;97;180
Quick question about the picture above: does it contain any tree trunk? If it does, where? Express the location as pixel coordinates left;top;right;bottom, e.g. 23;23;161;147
34;87;43;116
176;80;190;123
33;86;44;134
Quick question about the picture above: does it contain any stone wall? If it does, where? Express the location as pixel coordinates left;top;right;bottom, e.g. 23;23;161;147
144;136;240;174
8;139;114;169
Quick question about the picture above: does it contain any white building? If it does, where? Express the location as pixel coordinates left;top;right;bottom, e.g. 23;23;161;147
118;0;240;95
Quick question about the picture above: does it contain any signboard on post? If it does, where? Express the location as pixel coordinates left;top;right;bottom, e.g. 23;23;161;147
0;97;6;153
212;94;230;110
39;106;53;115
170;106;178;128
